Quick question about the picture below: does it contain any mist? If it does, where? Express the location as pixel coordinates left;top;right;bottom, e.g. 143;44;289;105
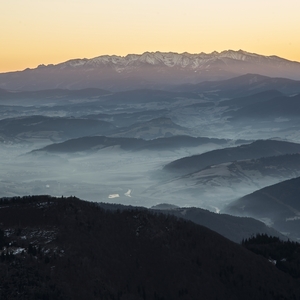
1;73;300;229
0;142;225;208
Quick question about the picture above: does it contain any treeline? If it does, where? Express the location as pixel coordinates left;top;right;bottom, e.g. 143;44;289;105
0;195;80;206
242;233;300;278
1;196;300;299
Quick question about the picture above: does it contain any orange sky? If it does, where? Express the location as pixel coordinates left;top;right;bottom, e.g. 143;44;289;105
2;0;300;73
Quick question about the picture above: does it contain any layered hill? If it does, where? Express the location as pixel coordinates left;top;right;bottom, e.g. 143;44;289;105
0;88;110;106
149;153;300;209
227;94;300;120
164;140;300;175
174;74;300;97
110;117;195;139
0;195;299;300
1;50;300;91
150;205;287;243
225;177;300;240
219;90;284;108
32;135;228;154
84;109;170;127
0;115;116;143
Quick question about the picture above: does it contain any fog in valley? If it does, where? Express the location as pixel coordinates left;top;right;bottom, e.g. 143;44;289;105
2;75;300;219
0;137;227;210
3;12;300;295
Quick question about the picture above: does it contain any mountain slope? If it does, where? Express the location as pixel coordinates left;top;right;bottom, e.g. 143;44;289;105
0;115;116;143
164;139;300;175
149;153;300;210
224;177;300;240
0;195;299;300
219;90;284;108
228;94;300;120
32;135;228;153
174;74;300;97
151;205;287;243
1;50;300;91
0;88;110;105
110;117;195;139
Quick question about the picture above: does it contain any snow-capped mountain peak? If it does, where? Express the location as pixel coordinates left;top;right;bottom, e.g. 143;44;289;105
1;50;300;91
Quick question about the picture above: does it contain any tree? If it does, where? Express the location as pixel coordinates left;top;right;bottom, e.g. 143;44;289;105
0;228;5;249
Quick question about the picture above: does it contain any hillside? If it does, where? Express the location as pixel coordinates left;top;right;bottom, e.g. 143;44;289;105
164;139;300;175
150;205;287;243
174;74;300;98
225;177;300;240
0;115;116;144
109;117;195;139
32;135;228;154
149;154;300;209
228;94;300;120
242;234;300;279
0;88;110;106
0;195;300;300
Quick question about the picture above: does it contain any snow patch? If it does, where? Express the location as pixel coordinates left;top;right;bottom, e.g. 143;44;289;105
108;194;120;199
124;189;132;197
286;216;300;221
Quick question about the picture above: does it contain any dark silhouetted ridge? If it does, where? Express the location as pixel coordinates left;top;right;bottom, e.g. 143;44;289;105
0;195;300;299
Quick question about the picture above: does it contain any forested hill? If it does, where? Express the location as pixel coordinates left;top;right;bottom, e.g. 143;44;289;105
0;195;299;300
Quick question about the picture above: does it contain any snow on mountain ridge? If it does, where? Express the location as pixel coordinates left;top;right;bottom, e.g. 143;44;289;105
2;50;300;91
56;50;292;71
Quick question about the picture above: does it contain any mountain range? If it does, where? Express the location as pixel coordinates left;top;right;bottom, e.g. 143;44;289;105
1;48;300;298
1;50;300;91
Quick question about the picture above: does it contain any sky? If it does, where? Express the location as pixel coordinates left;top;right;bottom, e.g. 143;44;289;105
2;0;300;72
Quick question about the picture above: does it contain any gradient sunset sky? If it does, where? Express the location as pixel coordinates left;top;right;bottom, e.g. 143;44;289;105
2;0;300;73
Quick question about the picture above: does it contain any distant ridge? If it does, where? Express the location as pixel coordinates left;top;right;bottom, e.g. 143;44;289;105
1;50;300;91
164;139;300;175
31;135;228;153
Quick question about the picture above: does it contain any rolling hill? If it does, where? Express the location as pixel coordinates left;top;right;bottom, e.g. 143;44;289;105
224;177;300;240
150;205;287;243
32;135;229;154
0;115;116;143
149;153;300;210
164;139;300;175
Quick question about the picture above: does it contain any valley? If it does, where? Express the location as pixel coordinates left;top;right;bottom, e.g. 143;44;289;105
3;0;300;296
1;52;300;242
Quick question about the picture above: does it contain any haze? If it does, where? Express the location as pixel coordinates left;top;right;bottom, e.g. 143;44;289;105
2;78;300;214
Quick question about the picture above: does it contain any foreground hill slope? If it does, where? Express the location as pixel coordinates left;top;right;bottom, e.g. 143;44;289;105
150;205;287;243
0;196;300;300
